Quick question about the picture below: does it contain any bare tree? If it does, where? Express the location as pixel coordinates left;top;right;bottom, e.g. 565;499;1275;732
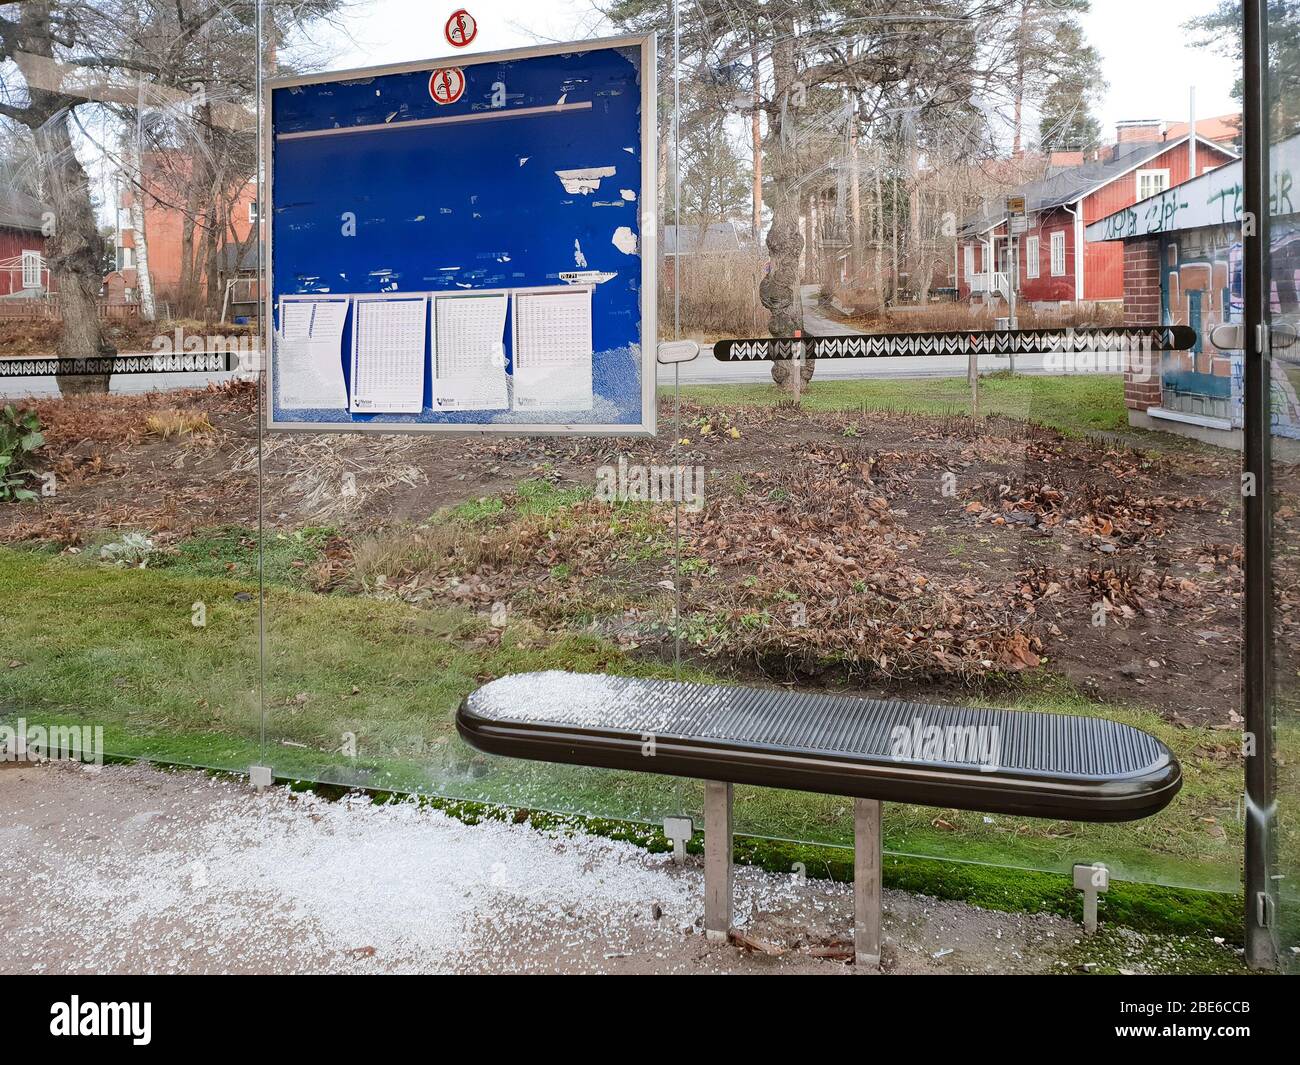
0;0;344;392
0;2;117;393
602;0;1085;391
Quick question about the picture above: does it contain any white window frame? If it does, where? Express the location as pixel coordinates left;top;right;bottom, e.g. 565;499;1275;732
1025;235;1040;279
1050;231;1066;277
1135;168;1170;200
248;200;259;223
20;249;41;289
963;244;975;280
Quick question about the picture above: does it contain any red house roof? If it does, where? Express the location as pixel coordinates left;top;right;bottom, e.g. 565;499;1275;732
0;190;48;233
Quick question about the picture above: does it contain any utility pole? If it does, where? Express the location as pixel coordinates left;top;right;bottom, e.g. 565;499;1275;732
1005;194;1026;370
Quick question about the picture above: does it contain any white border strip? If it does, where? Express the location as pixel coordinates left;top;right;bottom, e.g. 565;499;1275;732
276;101;592;142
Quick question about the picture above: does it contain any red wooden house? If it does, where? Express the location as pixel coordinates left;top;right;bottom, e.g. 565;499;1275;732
0;190;53;299
957;124;1237;307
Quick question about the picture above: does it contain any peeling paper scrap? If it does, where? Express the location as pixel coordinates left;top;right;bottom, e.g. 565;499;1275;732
555;165;617;195
611;226;638;255
559;270;617;285
620;189;636;200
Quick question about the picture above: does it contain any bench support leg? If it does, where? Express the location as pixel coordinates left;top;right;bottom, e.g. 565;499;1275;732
854;798;882;968
703;780;733;943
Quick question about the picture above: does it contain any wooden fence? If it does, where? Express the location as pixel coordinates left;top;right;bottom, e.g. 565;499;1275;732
0;300;141;321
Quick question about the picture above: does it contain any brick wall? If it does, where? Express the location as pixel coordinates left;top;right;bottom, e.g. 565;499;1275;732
1123;236;1163;412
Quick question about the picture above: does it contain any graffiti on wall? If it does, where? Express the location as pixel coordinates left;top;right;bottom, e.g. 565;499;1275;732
1160;226;1242;423
1094;168;1295;241
1159;220;1300;436
1087;132;1300;242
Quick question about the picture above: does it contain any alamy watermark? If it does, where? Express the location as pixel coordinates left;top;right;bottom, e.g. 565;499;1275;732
152;328;260;373
50;997;151;1045
1042;330;1156;381
0;719;104;765
889;718;1001;773
595;456;705;512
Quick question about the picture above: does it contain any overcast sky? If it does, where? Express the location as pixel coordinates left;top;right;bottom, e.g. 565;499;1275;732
312;1;1242;140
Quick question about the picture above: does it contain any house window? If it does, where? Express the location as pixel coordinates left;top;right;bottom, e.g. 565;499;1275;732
20;250;41;289
1026;235;1040;279
964;245;975;279
1136;168;1170;199
248;200;259;223
1050;231;1066;277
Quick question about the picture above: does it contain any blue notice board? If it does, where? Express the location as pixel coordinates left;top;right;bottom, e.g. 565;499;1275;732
264;34;656;434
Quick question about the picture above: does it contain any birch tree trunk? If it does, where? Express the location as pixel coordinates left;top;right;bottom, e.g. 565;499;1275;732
750;36;763;243
849;114;862;281
873;148;884;306
126;104;156;323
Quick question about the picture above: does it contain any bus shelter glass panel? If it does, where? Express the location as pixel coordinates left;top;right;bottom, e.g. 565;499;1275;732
0;10;263;775
1265;0;1300;973
244;0;1249;908
667;2;1244;895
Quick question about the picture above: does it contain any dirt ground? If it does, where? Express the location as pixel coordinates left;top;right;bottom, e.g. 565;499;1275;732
0;760;1148;975
0;383;1271;727
0;318;256;359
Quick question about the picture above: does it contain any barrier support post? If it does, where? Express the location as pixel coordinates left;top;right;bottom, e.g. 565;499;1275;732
704;780;733;942
854;797;882;968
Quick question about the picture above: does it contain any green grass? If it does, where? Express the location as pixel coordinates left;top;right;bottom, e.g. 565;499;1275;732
155;524;335;586
513;477;593;515
670;372;1130;436
0;544;1251;902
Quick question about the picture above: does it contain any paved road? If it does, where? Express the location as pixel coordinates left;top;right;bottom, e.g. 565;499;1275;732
0;287;1107;399
0;368;244;399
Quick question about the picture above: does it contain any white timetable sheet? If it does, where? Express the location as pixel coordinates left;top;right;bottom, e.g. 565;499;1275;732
281;300;314;341
277;298;350;409
349;297;428;414
511;287;594;411
431;294;509;411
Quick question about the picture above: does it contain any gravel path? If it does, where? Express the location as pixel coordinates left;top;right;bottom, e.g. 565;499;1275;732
0;760;1088;975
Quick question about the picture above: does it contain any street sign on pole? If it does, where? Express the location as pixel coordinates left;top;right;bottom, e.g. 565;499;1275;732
1003;198;1025;346
1006;194;1028;235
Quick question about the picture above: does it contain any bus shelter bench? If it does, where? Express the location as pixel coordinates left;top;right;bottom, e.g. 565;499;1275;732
456;671;1182;967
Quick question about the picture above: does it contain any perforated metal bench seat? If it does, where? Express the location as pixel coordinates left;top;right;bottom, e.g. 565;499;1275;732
457;671;1182;823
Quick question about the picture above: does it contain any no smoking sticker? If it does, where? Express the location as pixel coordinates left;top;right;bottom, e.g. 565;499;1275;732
429;67;466;105
445;9;477;48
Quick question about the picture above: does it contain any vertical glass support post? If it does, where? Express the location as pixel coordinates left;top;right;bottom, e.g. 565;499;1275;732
1242;0;1279;972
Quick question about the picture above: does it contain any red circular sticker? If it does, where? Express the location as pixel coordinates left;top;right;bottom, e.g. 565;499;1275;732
428;67;466;105
445;9;477;48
